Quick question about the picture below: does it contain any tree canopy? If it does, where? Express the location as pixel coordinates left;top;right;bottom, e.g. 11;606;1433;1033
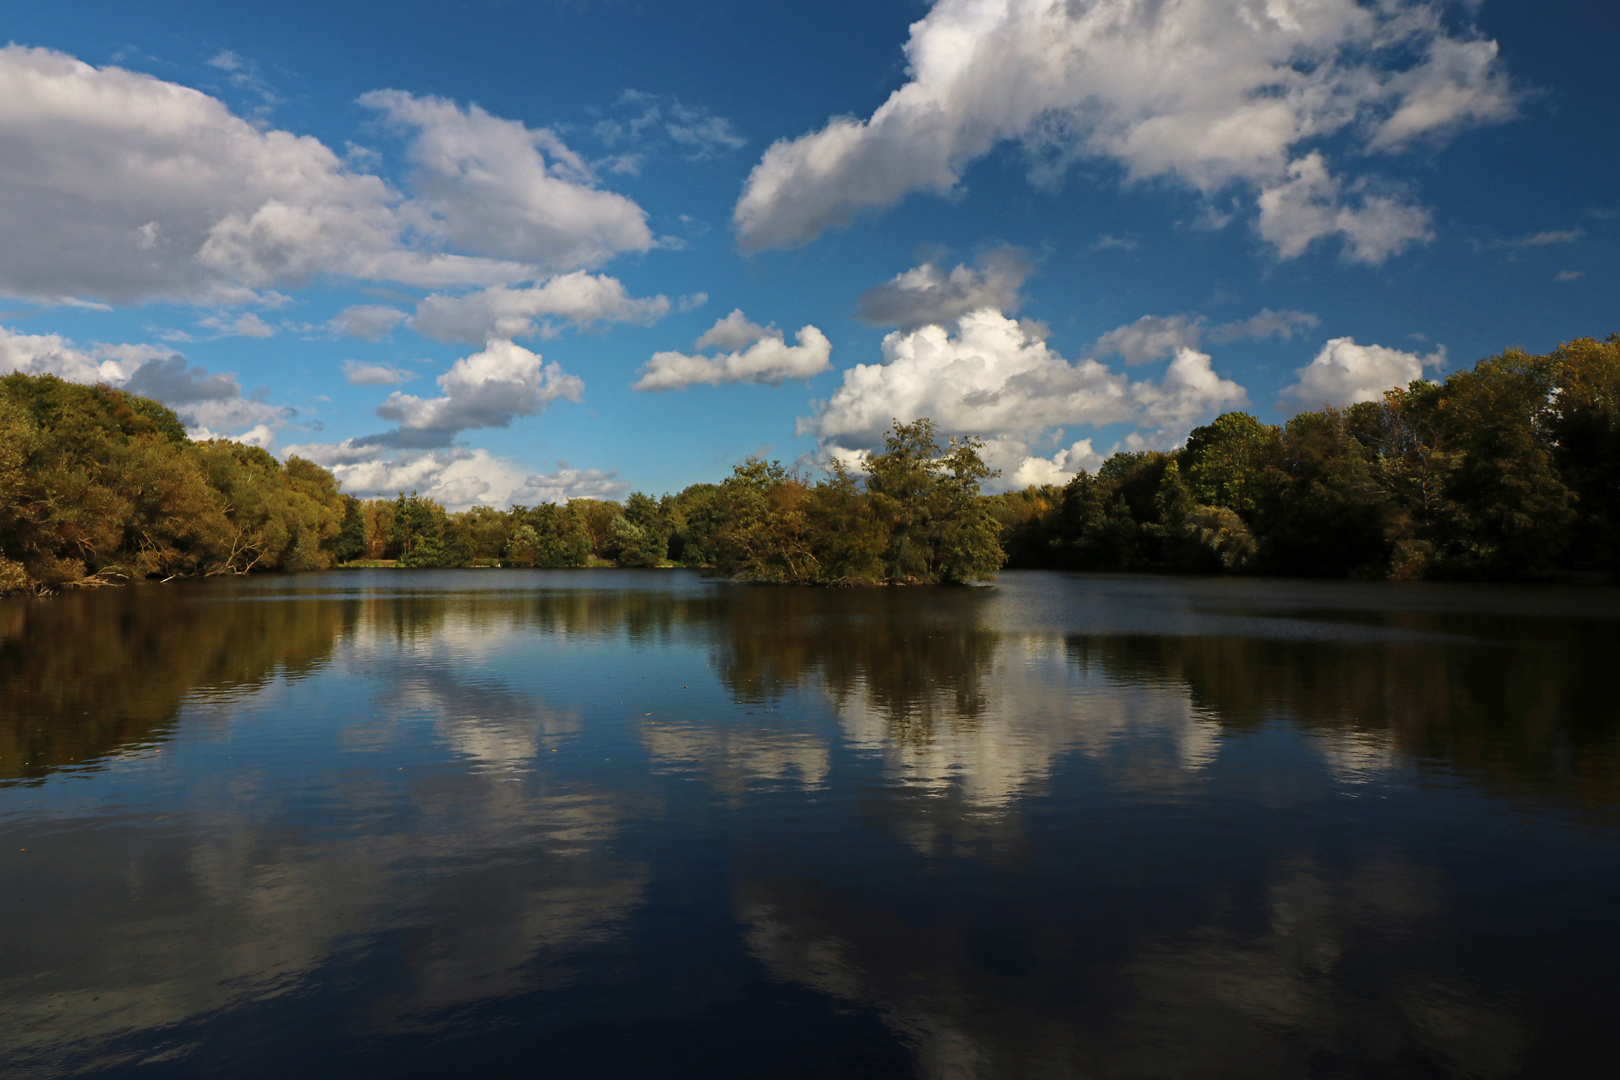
997;334;1620;581
0;373;349;592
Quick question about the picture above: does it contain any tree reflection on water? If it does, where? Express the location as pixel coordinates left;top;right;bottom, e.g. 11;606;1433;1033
1;570;1615;1078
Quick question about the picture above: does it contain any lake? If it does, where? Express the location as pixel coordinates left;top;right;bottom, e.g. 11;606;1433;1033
2;570;1617;1078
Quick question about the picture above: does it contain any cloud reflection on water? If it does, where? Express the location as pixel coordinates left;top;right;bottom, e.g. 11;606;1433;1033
2;570;1616;1076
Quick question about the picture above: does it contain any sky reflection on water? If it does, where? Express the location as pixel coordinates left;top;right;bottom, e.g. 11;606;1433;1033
1;570;1616;1078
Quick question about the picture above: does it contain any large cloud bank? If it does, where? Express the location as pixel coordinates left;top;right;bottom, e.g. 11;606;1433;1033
0;46;652;305
734;0;1515;261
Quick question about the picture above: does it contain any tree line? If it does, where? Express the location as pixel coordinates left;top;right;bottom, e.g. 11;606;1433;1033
348;417;1004;585
4;333;1617;593
992;334;1620;580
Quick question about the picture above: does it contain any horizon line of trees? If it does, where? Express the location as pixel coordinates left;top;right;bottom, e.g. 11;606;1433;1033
4;333;1617;594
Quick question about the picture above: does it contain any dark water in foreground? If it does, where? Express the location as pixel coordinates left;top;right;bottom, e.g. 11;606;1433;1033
2;570;1617;1079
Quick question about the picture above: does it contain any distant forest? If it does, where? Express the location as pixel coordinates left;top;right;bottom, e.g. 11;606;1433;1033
2;333;1617;594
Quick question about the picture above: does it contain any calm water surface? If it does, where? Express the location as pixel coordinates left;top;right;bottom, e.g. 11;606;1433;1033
2;570;1617;1078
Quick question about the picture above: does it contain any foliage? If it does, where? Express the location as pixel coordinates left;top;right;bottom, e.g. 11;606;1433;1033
1546;335;1620;569
386;491;475;568
329;495;367;563
711;459;817;583
569;499;623;560
1001;334;1620;581
615;491;670;566
665;483;723;565
504;503;591;567
707;419;1003;585
1181;411;1279;515
0;373;347;593
1250;408;1388;577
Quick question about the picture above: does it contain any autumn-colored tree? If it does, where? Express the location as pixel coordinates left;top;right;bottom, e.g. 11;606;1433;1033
0;373;350;592
711;460;818;583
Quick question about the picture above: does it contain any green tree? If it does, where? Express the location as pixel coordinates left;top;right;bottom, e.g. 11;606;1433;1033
1424;352;1576;578
0;372;357;592
621;491;670;564
807;459;888;584
1140;460;1256;572
863;418;1003;583
390;491;446;567
570;498;622;560
329;495;367;563
1180;412;1279;516
1545;334;1620;571
196;442;339;574
666;483;723;565
1254;408;1388;577
457;505;511;562
986;485;1062;568
1048;472;1133;570
506;503;591;566
928;433;1004;582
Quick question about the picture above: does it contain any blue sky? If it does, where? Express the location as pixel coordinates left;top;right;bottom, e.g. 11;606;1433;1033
1;0;1614;505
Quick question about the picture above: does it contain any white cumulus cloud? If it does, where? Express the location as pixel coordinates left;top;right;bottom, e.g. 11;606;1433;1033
280;444;628;510
634;315;832;391
368;339;584;447
1278;336;1444;407
410;272;671;346
0;325;130;384
733;0;1512;262
1255;153;1434;264
1009;440;1103;488
799;308;1246;489
693;309;774;351
510;466;630;505
360;90;653;271
1093;314;1204;366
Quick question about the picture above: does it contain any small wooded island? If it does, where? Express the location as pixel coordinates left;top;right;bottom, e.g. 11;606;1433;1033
3;333;1617;594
